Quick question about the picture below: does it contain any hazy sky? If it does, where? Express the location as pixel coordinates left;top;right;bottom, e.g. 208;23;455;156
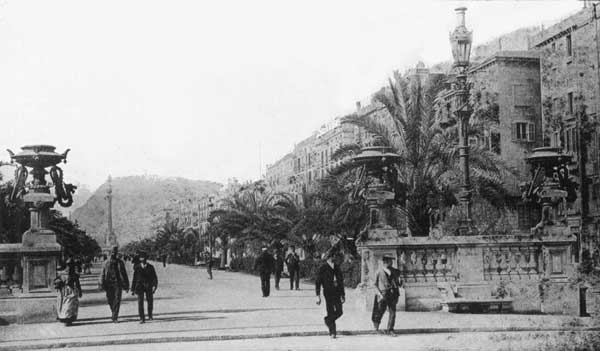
0;0;583;190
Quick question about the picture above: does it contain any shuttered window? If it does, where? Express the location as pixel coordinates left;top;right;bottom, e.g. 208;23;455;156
512;122;535;142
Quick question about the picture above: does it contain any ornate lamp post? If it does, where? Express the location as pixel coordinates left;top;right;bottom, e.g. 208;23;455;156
449;7;475;235
207;196;215;258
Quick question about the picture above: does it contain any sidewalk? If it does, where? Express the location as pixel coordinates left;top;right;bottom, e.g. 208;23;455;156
0;262;597;350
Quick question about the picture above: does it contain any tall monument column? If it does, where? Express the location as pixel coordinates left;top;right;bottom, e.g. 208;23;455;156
105;176;117;249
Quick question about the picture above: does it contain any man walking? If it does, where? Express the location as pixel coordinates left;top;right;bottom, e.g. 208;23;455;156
273;251;284;290
205;251;213;280
372;255;402;334
131;252;158;324
285;246;300;290
316;251;345;339
99;246;129;323
161;253;167;268
253;247;274;297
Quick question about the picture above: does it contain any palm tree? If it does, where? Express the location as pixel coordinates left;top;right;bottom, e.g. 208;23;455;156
343;71;517;236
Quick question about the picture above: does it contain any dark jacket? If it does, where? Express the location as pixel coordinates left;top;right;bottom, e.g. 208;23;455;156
131;263;158;293
285;252;300;270
99;257;129;290
274;255;284;273
315;263;345;298
254;252;274;274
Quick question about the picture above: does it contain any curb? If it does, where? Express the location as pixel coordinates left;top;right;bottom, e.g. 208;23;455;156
1;326;599;351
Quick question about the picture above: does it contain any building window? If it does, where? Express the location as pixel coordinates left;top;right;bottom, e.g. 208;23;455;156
491;132;501;154
568;92;574;114
566;34;572;56
512;122;535;142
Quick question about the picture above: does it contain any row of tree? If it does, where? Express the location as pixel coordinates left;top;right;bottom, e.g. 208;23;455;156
123;72;518;264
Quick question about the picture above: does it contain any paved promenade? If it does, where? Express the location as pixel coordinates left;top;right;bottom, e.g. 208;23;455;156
0;261;597;350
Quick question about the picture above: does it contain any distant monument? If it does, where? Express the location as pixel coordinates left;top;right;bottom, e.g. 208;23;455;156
104;175;118;250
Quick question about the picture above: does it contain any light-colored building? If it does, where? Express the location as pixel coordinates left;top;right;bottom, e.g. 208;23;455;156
531;4;600;260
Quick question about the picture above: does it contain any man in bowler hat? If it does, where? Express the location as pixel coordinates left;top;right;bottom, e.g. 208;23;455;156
253;247;274;297
315;251;345;338
131;252;158;323
99;246;129;323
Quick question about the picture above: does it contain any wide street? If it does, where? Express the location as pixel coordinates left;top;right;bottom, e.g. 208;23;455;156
1;261;598;350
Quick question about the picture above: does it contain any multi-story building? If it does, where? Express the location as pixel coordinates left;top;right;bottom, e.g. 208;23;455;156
265;116;361;203
531;4;600;259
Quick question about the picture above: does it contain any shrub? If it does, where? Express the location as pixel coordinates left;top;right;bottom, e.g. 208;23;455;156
229;256;257;274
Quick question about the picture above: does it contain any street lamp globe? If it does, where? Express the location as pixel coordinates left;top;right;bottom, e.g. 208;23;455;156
449;7;473;68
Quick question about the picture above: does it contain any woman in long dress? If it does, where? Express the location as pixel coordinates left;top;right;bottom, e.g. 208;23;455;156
54;259;82;326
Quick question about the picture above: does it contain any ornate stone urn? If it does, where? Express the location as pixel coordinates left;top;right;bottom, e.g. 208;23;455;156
521;147;574;236
7;145;76;294
351;138;402;241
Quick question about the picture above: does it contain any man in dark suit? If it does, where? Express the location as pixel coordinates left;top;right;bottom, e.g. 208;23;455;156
131;252;158;323
253;247;274;297
315;251;345;339
273;251;284;290
286;246;300;290
371;255;402;334
99;246;129;323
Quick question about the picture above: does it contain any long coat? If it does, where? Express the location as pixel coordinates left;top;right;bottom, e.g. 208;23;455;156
131;263;158;294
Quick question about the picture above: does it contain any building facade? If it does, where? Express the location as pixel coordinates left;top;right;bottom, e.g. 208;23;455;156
531;5;600;260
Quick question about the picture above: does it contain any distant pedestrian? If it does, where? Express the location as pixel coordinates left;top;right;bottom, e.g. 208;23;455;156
316;251;345;339
253;247;274;297
83;256;92;275
372;255;402;334
54;258;82;326
273;251;284;290
205;251;213;280
131;252;158;324
286;246;300;290
99;246;129;323
161;254;167;268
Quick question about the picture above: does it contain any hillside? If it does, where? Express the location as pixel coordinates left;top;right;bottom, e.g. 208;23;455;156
72;175;222;246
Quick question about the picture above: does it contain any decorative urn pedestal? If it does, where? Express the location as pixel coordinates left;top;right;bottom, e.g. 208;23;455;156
354;145;581;315
350;141;407;312
0;145;75;323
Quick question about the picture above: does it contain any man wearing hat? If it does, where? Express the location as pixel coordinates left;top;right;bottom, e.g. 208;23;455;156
371;255;402;334
99;246;129;323
131;252;158;323
253;247;275;297
285;245;300;290
315;251;345;339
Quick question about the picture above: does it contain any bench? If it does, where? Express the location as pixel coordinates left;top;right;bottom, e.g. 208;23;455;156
437;283;513;313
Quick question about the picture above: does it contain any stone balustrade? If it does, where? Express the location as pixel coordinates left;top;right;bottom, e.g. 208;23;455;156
0;245;24;296
483;245;541;281
398;247;458;283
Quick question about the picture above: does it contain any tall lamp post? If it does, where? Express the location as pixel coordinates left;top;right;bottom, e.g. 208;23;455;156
449;7;476;235
208;196;215;258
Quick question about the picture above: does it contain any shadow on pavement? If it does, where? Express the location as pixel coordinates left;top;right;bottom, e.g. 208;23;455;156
72;316;226;326
75;307;318;323
79;296;180;307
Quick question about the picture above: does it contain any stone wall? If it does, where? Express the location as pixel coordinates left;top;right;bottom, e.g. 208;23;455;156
357;234;582;314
